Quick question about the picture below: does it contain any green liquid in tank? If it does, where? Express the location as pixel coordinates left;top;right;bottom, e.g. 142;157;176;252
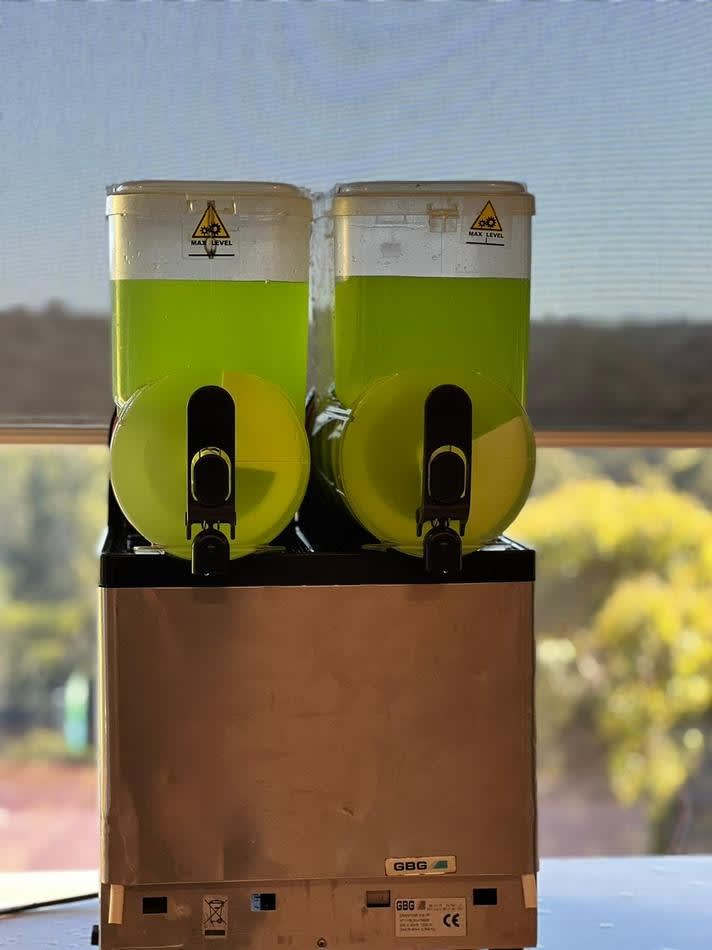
333;276;530;408
113;279;309;408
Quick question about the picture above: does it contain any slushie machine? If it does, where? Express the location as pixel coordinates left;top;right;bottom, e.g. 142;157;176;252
98;180;538;950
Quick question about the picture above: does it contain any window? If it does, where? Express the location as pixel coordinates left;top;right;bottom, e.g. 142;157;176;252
1;1;710;873
2;446;711;868
2;4;711;432
0;446;105;870
513;448;712;855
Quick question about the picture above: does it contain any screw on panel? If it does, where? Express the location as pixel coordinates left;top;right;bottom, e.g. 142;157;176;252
317;939;328;948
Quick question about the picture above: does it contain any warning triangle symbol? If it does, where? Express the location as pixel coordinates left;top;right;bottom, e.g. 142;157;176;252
192;201;231;240
471;201;503;233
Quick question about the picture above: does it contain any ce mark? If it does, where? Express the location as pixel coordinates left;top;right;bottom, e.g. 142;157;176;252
443;913;461;928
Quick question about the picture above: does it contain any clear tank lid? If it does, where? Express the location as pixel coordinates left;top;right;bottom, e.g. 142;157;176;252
108;180;306;197
336;181;530;196
332;180;534;215
107;181;312;216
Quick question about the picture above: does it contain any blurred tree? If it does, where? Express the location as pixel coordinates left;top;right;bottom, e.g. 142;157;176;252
0;446;106;739
1;439;711;851
512;476;712;850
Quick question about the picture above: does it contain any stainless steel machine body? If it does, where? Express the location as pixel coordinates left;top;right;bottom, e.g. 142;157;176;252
98;545;537;950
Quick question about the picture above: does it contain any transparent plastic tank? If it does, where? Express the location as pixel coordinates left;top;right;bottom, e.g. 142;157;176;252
108;181;311;409
107;181;312;559
311;181;536;555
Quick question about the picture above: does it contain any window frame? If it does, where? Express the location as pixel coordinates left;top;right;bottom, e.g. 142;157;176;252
2;427;712;448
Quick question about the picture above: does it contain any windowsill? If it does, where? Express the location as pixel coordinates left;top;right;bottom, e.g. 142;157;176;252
0;868;97;909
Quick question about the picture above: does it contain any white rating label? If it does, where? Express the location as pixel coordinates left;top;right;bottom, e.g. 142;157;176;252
395;897;467;937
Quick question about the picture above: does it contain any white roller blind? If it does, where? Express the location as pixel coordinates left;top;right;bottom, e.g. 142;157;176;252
1;3;710;430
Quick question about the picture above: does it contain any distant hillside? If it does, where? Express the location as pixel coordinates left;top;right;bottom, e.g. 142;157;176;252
529;319;712;430
0;305;710;430
0;304;111;425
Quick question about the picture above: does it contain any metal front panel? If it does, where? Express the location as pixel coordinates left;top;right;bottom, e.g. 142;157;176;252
98;876;537;950
100;582;535;887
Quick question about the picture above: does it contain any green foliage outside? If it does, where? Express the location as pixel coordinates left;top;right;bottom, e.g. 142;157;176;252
0;446;106;755
512;448;712;850
0;443;711;850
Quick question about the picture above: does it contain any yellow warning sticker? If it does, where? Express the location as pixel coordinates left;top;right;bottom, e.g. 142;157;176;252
188;201;235;259
466;200;505;247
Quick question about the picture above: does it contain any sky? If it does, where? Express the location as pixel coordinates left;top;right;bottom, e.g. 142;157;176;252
1;1;711;320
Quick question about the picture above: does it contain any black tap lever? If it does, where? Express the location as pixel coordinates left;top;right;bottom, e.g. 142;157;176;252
185;385;236;576
416;384;473;577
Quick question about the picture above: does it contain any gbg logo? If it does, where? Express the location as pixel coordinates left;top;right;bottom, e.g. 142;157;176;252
385;855;456;877
394;861;428;872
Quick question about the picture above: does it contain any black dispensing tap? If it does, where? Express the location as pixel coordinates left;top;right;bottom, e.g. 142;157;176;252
416;384;473;577
185;385;236;577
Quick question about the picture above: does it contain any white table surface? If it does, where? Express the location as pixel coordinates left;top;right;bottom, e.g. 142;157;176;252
1;857;711;949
